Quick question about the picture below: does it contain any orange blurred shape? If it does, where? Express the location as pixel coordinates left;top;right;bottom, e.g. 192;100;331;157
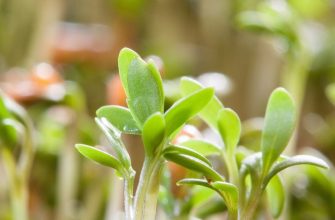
31;63;63;88
50;22;114;66
0;63;64;103
106;74;127;106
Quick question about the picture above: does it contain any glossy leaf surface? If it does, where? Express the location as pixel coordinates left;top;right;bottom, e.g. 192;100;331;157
165;87;214;136
164;153;223;181
164;144;211;166
180;77;223;129
75;144;123;171
96;105;140;134
127;58;164;127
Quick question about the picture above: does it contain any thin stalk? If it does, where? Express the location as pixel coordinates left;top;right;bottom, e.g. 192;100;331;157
124;174;135;220
240;184;262;220
2;148;28;220
224;150;240;187
134;157;163;220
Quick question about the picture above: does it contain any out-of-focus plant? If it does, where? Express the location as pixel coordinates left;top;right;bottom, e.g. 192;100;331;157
0;92;34;220
165;77;329;219
75;48;329;220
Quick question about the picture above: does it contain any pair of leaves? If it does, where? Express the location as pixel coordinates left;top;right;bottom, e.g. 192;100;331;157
118;48;164;128
76;117;133;177
178;178;238;214
163;145;223;181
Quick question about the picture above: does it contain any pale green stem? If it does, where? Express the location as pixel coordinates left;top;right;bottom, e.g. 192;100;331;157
134;157;162;220
124;174;135;220
224;150;240;187
2;148;28;220
240;183;262;220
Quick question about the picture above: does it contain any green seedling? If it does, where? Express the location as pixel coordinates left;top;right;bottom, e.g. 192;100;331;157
76;48;328;220
76;48;215;220
0;92;35;220
171;77;329;219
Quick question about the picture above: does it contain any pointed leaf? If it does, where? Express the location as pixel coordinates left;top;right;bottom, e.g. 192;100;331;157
261;88;296;173
165;87;214;136
96;105;140;134
143;112;166;157
217;108;241;154
180;77;223;129
266;175;285;218
95;117;131;169
118;48;140;96
164;144;211;166
127;58;164;127
164;153;223;181
179;139;222;156
264;155;329;186
75;144;123;171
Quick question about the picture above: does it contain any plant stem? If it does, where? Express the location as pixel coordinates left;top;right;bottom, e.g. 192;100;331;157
124;175;135;220
133;157;162;220
240;180;262;220
228;208;238;220
2;148;28;220
224;151;240;187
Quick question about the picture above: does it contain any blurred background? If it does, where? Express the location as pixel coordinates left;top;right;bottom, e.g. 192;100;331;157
1;0;335;219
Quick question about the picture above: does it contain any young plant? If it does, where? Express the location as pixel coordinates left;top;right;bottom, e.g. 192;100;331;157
0;92;35;220
165;77;329;220
75;48;216;220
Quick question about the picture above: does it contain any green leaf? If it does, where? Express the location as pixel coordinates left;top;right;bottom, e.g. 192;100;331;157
261;88;296;174
178;178;212;188
165;87;214;136
164;144;211;166
179;139;222;156
164;153;223;181
143;112;165;157
178;179;238;214
266;175;285;218
95;117;131;169
211;181;238;211
180;77;223;130
127;58;164;127
0;95;19;147
96;105;140;134
264;155;329;186
118;48;140;96
75;144;123;172
217;108;241;154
